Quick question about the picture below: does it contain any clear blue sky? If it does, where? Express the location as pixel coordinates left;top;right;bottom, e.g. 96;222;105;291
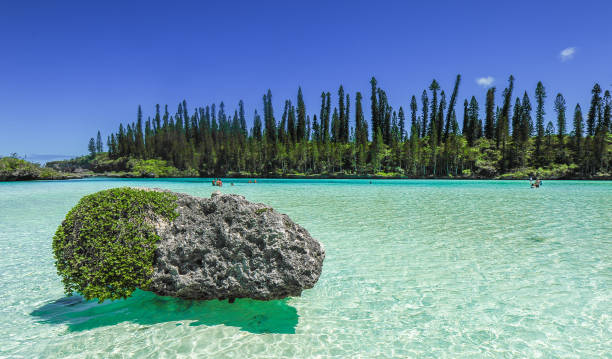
1;0;611;159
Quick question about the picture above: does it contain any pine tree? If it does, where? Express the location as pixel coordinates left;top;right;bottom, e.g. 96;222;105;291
239;100;247;138
324;92;331;142
587;83;601;136
88;137;96;157
468;96;480;145
297;87;306;141
398;106;406;141
428;80;440;137
484;87;496;140
573;103;584;161
344;93;350;143
338;85;345;142
108;134;116;157
155;104;161;132
511;97;522;144
135;105;145;158
437;91;446;144
496;75;514;150
602;90;611;134
263;90;276;143
370;77;378;138
410;96;418;138
445;74;461;142
287;100;296;144
554;93;566;144
279;100;289;145
96;131;103;153
534;81;547;164
331;107;340;142
378;89;391;144
421;90;428;138
462;99;469;136
520;92;533;144
355;92;367;146
252;110;262;141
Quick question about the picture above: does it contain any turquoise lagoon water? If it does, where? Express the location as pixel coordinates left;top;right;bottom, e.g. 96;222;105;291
0;178;610;358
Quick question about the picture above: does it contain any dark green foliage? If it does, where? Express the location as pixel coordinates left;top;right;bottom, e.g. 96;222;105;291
252;110;262;141
587;83;602;136
88;138;96;157
484;87;496;140
297;87;306;141
554;93;567;144
511;97;522;140
466;96;480;145
437;91;446;144
535;81;547;165
370;77;378;138
420;90;428;138
398;106;406;141
410;96;418;138
496;75;514;150
428;80;439;138
96;131;103;153
355;92;367;146
602;91;611;133
462;99;469;136
445;75;461;142
338;85;346;142
85;76;610;179
52;188;178;302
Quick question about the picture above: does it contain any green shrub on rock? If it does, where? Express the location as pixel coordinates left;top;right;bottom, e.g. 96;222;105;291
52;187;178;302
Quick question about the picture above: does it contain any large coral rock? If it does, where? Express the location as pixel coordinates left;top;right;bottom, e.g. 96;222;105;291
149;190;325;300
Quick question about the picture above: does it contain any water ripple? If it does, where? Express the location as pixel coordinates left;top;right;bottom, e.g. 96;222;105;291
0;179;610;357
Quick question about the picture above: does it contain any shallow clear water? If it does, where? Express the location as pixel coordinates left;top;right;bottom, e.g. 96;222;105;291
1;178;610;358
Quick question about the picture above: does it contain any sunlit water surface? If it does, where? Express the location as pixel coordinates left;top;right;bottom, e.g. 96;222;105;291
0;178;610;358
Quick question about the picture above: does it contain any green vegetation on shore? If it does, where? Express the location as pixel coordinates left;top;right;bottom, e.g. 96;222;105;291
0;156;80;181
52;188;178;302
47;153;198;178
81;75;609;179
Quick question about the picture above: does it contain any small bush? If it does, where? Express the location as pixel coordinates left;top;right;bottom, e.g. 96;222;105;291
52;188;178;302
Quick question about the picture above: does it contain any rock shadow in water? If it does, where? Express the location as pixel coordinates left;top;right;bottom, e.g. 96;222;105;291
31;290;299;334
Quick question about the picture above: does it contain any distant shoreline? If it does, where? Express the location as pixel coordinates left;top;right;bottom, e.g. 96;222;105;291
3;155;610;182
3;173;610;182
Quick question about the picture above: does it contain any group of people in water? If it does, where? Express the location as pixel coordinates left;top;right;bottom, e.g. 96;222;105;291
212;178;257;187
529;177;542;188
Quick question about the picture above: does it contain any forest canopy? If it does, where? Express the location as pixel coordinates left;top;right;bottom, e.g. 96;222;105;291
89;76;611;179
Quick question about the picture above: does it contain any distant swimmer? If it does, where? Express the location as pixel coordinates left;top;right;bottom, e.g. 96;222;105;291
529;176;541;188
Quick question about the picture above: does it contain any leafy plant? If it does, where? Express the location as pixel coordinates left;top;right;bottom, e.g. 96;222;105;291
52;187;178;302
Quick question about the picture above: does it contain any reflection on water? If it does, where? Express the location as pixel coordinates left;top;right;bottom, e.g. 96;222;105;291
31;290;298;334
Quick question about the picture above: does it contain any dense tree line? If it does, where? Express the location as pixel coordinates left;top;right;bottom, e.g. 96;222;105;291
89;76;611;178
